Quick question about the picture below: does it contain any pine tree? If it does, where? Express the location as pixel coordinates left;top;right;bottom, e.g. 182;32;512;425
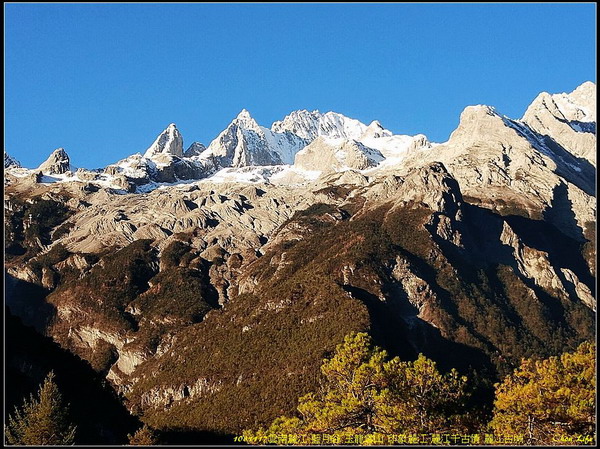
243;332;469;444
490;341;596;445
5;371;77;445
384;353;468;434
128;424;158;445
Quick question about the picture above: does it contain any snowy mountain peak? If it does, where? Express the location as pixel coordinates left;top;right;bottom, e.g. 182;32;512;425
237;109;251;119
143;123;184;159
203;108;306;167
523;81;596;125
572;80;595;97
232;109;261;131
271;109;367;141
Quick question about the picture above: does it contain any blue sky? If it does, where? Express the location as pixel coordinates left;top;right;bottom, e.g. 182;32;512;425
5;3;596;169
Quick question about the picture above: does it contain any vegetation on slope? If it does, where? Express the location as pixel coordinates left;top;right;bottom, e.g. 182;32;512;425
242;333;595;446
4;311;140;444
5;194;73;261
3;188;595;440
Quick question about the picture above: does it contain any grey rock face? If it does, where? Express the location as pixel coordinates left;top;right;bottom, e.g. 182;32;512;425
38;148;71;174
75;168;99;181
172;157;215;181
184;142;206;157
29;171;43;183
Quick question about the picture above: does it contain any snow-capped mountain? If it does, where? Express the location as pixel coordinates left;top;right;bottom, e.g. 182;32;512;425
271;109;368;141
4;82;596;439
4;81;595;195
200;108;430;173
3;108;433;191
101;124;215;188
199;109;307;167
271;110;432;162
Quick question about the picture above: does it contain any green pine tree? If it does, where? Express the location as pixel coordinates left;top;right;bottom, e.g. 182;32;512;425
5;371;77;445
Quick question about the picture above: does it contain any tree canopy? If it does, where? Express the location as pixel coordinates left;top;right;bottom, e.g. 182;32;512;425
490;341;596;445
243;332;469;444
5;371;77;445
128;424;159;445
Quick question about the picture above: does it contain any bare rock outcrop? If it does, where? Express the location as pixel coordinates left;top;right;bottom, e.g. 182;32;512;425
184;142;206;157
403;98;595;241
294;137;384;173
143;123;184;159
38;148;71;175
522;81;596;165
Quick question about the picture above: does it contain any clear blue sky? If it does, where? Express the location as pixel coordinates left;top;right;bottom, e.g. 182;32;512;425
5;3;596;169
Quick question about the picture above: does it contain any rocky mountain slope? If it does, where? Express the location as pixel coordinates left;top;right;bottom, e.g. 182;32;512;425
4;82;596;435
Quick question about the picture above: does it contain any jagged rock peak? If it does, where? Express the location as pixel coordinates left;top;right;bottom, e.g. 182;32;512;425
271;109;367;141
38;148;71;175
237;109;252;119
4;151;21;168
233;109;261;130
143;123;184;159
523;81;596;124
184;142;206;158
572;80;595;98
361;120;392;139
203;108;308;167
521;81;596;165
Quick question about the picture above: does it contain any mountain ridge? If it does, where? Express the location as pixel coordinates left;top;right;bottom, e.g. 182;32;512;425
4;81;596;437
6;82;594;192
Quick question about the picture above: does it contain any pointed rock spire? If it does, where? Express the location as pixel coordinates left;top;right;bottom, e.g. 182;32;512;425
233;109;260;130
237;109;251;119
143;123;184;159
38;148;71;174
